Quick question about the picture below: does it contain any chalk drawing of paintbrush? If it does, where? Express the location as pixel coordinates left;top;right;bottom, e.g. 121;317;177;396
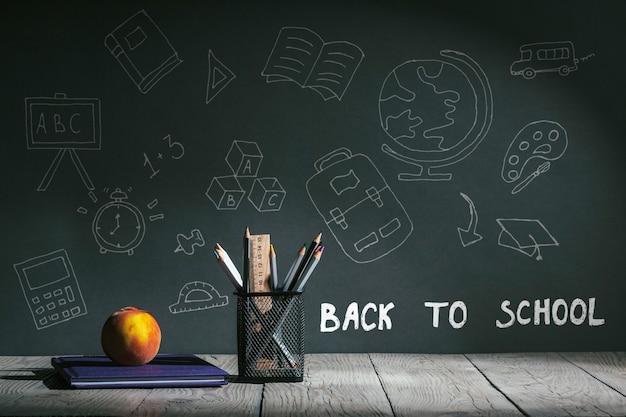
511;161;551;195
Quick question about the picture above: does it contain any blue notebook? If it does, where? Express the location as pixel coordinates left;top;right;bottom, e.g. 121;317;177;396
51;354;228;389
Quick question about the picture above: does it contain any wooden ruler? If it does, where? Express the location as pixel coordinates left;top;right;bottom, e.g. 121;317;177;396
249;233;272;313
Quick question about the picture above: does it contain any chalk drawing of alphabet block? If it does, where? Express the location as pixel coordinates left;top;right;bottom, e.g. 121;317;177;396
226;140;263;177
248;177;286;212
206;175;245;210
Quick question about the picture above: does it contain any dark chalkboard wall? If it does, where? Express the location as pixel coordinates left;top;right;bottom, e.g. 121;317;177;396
2;0;625;355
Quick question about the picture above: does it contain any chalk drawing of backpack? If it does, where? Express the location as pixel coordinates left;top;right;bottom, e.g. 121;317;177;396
306;148;413;263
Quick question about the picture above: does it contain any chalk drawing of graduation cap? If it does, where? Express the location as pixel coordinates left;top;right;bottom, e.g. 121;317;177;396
496;218;559;261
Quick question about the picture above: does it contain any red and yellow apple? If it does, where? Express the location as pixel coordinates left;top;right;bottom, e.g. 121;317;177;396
100;306;161;366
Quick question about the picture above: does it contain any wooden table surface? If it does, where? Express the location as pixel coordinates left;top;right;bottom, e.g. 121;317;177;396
0;352;625;416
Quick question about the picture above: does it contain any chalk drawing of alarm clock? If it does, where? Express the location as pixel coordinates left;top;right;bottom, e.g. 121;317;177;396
92;188;146;255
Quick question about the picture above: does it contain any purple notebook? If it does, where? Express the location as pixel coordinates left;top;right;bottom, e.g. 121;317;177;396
51;354;229;389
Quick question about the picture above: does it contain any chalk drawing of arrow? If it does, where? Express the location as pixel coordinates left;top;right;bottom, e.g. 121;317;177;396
457;192;483;247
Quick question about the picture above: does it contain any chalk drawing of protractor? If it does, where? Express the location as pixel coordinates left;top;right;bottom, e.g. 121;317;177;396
169;281;228;314
501;120;568;194
457;192;483;247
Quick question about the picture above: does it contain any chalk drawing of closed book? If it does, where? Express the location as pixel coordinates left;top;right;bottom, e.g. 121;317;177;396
306;148;413;263
105;10;182;94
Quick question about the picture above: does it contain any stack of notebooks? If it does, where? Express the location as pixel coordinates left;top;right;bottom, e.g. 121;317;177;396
51;354;228;389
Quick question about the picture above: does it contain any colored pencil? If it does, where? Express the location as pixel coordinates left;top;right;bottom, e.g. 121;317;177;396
269;244;278;291
280;244;306;291
214;245;243;291
289;231;322;290
294;246;324;292
243;226;250;293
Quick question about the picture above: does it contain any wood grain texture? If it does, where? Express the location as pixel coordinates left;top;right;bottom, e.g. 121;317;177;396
562;352;626;396
467;352;626;417
0;356;54;404
0;353;624;417
371;353;523;417
0;356;148;416
133;355;263;417
261;353;394;417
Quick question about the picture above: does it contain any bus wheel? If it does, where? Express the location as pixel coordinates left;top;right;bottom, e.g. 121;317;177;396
522;68;536;79
559;66;570;76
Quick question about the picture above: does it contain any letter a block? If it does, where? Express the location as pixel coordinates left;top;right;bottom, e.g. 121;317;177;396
226;140;262;177
206;175;245;210
248;177;286;211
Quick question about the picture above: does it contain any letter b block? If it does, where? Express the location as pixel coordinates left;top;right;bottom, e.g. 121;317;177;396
248;177;285;212
206;176;245;210
226;140;262;177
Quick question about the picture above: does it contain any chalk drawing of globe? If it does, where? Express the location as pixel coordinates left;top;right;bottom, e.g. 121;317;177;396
379;50;493;181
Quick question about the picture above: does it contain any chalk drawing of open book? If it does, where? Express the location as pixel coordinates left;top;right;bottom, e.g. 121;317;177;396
262;26;365;101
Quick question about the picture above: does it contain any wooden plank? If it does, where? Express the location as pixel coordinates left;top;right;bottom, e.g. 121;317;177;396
371;353;523;416
0;356;149;417
261;353;394;417
133;354;262;417
0;356;56;405
0;354;258;417
4;386;151;416
0;354;624;417
467;352;626;417
562;352;626;396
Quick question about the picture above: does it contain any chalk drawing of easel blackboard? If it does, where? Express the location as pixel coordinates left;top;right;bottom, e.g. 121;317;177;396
25;93;101;193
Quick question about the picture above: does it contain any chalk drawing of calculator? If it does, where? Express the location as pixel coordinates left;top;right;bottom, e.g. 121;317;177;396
13;249;87;330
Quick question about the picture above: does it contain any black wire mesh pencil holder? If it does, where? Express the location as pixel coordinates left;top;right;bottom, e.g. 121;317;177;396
236;292;305;383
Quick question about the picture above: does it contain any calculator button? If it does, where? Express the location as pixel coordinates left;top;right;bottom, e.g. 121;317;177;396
53;289;63;296
46;302;55;310
32;296;40;304
70;306;81;315
62;310;70;318
65;286;75;302
58;298;66;305
50;313;59;321
36;306;45;315
44;292;52;299
39;317;48;326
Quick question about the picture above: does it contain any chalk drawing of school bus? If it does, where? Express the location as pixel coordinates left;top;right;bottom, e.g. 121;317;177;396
510;41;579;79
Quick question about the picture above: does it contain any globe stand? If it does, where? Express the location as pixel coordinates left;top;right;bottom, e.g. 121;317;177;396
381;143;453;181
398;170;452;182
